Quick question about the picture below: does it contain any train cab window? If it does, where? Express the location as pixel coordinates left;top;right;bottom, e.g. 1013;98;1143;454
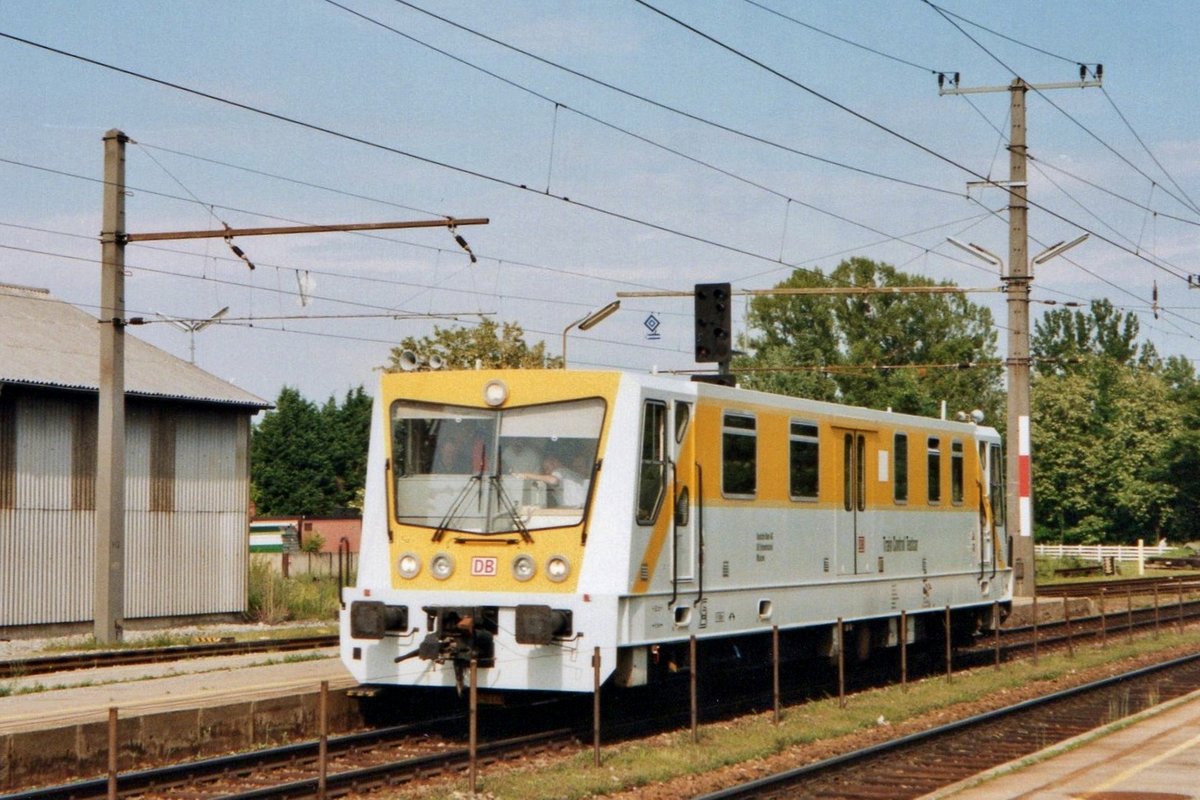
789;421;819;500
674;401;690;443
951;440;964;504
893;432;908;504
722;412;757;497
389;398;605;534
989;443;1006;526
927;436;941;504
638;400;668;525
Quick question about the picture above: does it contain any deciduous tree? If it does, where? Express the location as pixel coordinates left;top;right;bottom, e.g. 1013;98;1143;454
736;258;1004;423
386;319;560;371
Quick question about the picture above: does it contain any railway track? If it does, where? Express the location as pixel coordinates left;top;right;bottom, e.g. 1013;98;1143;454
0;634;338;680
20;623;1189;800
695;650;1200;800
4;576;1199;798
0;700;578;800
961;594;1200;662
1038;574;1200;598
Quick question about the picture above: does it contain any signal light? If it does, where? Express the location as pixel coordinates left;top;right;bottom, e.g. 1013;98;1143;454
694;282;731;363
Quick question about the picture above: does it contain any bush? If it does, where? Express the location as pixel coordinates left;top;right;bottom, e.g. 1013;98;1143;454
246;556;342;623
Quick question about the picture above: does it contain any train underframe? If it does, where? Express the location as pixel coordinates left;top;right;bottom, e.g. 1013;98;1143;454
347;594;1010;694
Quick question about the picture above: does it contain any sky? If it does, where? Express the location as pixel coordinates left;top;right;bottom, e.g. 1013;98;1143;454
1;1;1197;407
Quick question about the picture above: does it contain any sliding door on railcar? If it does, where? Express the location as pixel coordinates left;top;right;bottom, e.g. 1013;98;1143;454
979;439;1007;571
669;400;697;586
834;428;879;576
638;397;698;592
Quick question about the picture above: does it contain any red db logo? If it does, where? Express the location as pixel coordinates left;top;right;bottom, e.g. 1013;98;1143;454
471;557;498;577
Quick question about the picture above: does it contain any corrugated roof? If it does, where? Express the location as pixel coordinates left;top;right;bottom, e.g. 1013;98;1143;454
0;283;269;409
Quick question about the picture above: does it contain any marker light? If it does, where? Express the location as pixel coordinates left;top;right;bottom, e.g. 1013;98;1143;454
431;553;455;580
546;555;571;583
397;553;421;579
512;554;537;582
483;379;508;407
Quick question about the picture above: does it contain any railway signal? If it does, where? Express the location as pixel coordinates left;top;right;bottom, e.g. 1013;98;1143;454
694;282;731;363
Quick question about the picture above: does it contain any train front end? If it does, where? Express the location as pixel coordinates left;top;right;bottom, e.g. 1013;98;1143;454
340;369;626;693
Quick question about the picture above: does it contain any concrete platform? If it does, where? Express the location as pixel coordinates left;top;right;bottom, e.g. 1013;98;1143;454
927;687;1200;799
1004;594;1093;628
0;650;362;790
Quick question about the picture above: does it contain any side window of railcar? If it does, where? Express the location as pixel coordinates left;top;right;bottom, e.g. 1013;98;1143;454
951;440;964;504
637;400;668;524
789;420;819;500
674;401;690;443
927;436;941;504
988;443;1006;526
893;432;908;504
722;412;756;497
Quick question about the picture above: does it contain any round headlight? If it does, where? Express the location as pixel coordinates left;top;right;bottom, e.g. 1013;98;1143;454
431;553;455;580
398;553;421;579
512;554;536;582
546;555;571;583
483;379;508;407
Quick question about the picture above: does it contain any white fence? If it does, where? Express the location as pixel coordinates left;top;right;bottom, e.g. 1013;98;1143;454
1035;541;1171;563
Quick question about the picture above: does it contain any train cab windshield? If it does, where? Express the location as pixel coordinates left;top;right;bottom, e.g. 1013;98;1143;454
390;398;604;535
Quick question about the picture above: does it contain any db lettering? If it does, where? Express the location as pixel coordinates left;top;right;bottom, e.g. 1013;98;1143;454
471;557;498;577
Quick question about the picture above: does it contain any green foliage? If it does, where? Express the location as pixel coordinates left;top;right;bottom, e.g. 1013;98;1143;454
386;318;561;371
245;557;342;623
735;258;1003;422
1032;359;1176;544
1155;383;1200;541
1031;300;1200;544
1033;299;1159;376
251;386;371;517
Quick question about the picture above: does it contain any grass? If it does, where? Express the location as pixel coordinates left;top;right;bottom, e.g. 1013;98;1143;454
399;629;1200;800
1035;555;1200;584
246;556;345;623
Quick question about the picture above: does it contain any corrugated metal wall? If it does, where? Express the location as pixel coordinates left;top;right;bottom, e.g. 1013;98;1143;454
0;392;250;627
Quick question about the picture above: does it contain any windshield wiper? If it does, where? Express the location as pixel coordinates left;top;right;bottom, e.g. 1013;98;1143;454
489;475;533;543
431;475;483;543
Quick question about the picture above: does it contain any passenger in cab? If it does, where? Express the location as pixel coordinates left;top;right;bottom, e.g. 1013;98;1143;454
516;451;587;507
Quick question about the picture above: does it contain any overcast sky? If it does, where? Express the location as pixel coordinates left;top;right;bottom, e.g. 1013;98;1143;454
1;1;1197;406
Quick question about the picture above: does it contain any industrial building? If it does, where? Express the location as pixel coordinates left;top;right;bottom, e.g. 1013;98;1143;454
0;283;269;635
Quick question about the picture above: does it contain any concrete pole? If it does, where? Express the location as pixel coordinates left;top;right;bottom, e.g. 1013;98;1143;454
1005;80;1035;599
96;129;127;644
940;71;1101;597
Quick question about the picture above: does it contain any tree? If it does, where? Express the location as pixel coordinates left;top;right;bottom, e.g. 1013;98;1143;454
321;386;372;510
1029;300;1194;543
1032;362;1176;543
1155;383;1200;542
385;319;560;371
1033;299;1159;376
251;386;372;517
736;257;1004;422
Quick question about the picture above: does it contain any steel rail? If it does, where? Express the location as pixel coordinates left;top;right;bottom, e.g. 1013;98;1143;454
1038;575;1200;598
0;634;338;679
693;650;1200;799
0;711;479;800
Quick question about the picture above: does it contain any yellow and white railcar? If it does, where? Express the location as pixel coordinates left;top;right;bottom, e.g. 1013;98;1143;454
340;369;1010;693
